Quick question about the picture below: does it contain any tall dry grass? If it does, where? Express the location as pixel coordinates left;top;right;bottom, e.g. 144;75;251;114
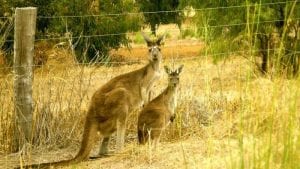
0;46;299;168
0;21;299;168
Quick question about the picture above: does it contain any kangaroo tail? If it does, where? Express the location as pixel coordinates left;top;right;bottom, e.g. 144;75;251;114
71;119;98;162
16;119;98;169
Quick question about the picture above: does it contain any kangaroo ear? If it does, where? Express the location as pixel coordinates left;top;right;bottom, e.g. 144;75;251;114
156;33;166;46
142;32;154;47
176;65;184;74
164;65;171;74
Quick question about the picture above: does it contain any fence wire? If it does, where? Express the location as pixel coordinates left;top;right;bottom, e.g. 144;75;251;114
0;2;299;161
0;1;297;19
0;1;299;73
0;0;299;43
0;48;291;70
2;18;300;43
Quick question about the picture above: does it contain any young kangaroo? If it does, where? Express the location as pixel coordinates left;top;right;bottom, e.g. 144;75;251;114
18;33;164;169
137;65;183;148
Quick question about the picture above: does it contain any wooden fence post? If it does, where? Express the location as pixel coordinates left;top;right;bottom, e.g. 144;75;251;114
13;7;37;151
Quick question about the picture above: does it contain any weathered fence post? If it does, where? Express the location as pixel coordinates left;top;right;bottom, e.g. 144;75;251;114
13;7;37;151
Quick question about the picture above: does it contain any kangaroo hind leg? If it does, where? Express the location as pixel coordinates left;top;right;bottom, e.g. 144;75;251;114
98;136;111;156
116;119;126;152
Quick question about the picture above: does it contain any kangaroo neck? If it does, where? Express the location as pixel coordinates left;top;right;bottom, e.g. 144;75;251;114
141;60;161;83
161;85;178;114
148;60;160;72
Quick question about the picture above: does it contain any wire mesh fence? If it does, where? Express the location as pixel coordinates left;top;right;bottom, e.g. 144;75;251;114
0;3;299;168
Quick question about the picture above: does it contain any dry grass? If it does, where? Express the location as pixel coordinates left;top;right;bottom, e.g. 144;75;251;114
0;36;299;169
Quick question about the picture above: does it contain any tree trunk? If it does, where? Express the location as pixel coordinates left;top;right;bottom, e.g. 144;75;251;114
258;34;270;74
150;22;157;35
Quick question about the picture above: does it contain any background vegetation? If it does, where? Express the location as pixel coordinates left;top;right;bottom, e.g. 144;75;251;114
180;0;300;77
136;0;182;35
1;0;299;74
0;0;143;63
0;0;299;169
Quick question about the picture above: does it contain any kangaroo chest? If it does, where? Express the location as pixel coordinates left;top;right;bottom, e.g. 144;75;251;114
129;71;160;109
168;94;177;114
147;70;160;90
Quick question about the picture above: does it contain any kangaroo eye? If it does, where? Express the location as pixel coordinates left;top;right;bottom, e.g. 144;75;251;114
158;48;161;51
148;48;152;52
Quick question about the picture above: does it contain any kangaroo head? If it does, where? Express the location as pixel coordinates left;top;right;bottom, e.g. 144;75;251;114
164;65;184;88
142;32;165;63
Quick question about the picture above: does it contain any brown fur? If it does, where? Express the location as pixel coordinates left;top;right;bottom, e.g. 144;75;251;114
18;33;165;169
138;65;183;148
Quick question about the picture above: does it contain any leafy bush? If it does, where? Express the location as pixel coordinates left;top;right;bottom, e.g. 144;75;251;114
180;0;300;77
136;0;183;35
180;27;197;39
46;0;143;63
0;0;143;64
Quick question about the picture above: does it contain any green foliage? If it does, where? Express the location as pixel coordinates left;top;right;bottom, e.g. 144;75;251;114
180;27;197;39
0;2;8;16
5;0;55;34
47;0;143;63
133;33;145;44
180;0;300;77
1;0;55;65
0;0;143;63
136;0;183;35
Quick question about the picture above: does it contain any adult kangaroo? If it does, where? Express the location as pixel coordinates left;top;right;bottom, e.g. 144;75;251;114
138;65;183;149
18;33;164;169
